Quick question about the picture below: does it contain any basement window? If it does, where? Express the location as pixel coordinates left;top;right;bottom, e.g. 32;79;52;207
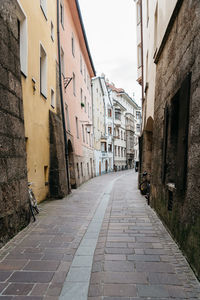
44;166;48;186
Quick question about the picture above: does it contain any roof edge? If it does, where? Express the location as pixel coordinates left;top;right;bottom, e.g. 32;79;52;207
75;0;96;76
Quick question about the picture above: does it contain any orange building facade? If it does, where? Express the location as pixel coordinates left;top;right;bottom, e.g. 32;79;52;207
59;0;96;188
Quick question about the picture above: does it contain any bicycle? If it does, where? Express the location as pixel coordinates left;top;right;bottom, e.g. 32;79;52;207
28;182;39;221
139;171;150;205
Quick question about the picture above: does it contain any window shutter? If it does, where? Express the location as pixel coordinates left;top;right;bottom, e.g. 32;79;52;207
162;105;169;184
176;73;191;193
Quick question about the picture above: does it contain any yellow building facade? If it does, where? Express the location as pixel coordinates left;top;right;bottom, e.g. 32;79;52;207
17;0;58;202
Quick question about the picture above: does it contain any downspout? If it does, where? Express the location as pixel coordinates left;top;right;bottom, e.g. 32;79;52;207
57;0;70;192
91;80;95;176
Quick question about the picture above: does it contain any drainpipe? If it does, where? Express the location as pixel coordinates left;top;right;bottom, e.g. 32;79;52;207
57;0;70;192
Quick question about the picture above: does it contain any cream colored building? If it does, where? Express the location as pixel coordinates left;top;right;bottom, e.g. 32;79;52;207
16;0;67;202
135;0;178;175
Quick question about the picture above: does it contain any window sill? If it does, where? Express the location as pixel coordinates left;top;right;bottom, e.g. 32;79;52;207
40;6;47;21
21;71;27;79
40;92;47;100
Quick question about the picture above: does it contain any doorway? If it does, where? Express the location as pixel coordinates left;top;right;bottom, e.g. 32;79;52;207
68;140;76;188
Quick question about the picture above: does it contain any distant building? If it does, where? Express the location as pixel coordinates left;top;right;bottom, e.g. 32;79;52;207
92;76;113;176
107;82;140;170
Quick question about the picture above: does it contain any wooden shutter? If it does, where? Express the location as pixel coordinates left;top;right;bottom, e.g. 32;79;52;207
161;105;169;184
176;73;191;193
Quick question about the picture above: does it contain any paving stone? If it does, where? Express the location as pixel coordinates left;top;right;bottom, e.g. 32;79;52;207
135;262;175;273
0;271;12;281
66;267;91;282
23;260;60;271
88;284;103;297
104;261;135;272
103;272;148;284
104;254;126;261
105;247;134;254
0;260;27;271
137;284;170;298
148;272;181;285
2;283;34;295
30;283;49;296
9;271;54;283
127;254;160;261
103;284;137;297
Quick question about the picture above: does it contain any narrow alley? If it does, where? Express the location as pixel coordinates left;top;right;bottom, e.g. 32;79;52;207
0;170;199;299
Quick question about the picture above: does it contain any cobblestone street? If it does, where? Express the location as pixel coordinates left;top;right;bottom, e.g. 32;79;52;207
0;170;199;299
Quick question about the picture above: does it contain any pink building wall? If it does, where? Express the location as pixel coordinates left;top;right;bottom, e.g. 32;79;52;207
59;0;95;187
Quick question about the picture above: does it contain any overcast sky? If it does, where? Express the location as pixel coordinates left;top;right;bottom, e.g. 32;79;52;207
78;0;141;106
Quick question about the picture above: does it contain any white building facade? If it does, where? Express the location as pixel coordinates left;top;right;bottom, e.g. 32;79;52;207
107;82;140;171
92;76;114;176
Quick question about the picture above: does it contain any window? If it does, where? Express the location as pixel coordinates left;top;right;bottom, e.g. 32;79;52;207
51;21;54;41
101;142;106;152
89;133;91;146
75;117;79;138
17;4;28;77
60;1;64;27
121;131;123;140
124;132;126;140
146;0;149;26
108;144;112;152
108;127;112;135
40;0;47;18
82;125;85;142
61;48;65;75
162;73;191;194
115;146;117;156
51;89;55;108
81;162;83;177
40;44;47;98
77;163;80;179
73;73;76;96
108;108;112;117
118;146;120;157
136;124;140;132
154;4;158;54
121;147;123;157
71;33;75;57
87;162;89;175
115;109;121;120
85;127;88;143
80;88;83;104
65;104;70;132
138;44;142;68
84;96;86;112
84;65;86;82
137;1;141;24
136;111;141;120
87;75;89;90
80;54;83;74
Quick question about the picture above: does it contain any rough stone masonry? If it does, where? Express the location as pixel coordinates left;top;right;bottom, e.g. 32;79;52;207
0;0;30;247
151;0;200;279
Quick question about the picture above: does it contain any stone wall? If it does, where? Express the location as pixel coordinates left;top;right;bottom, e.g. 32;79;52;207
151;0;200;278
49;63;69;199
0;0;30;247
